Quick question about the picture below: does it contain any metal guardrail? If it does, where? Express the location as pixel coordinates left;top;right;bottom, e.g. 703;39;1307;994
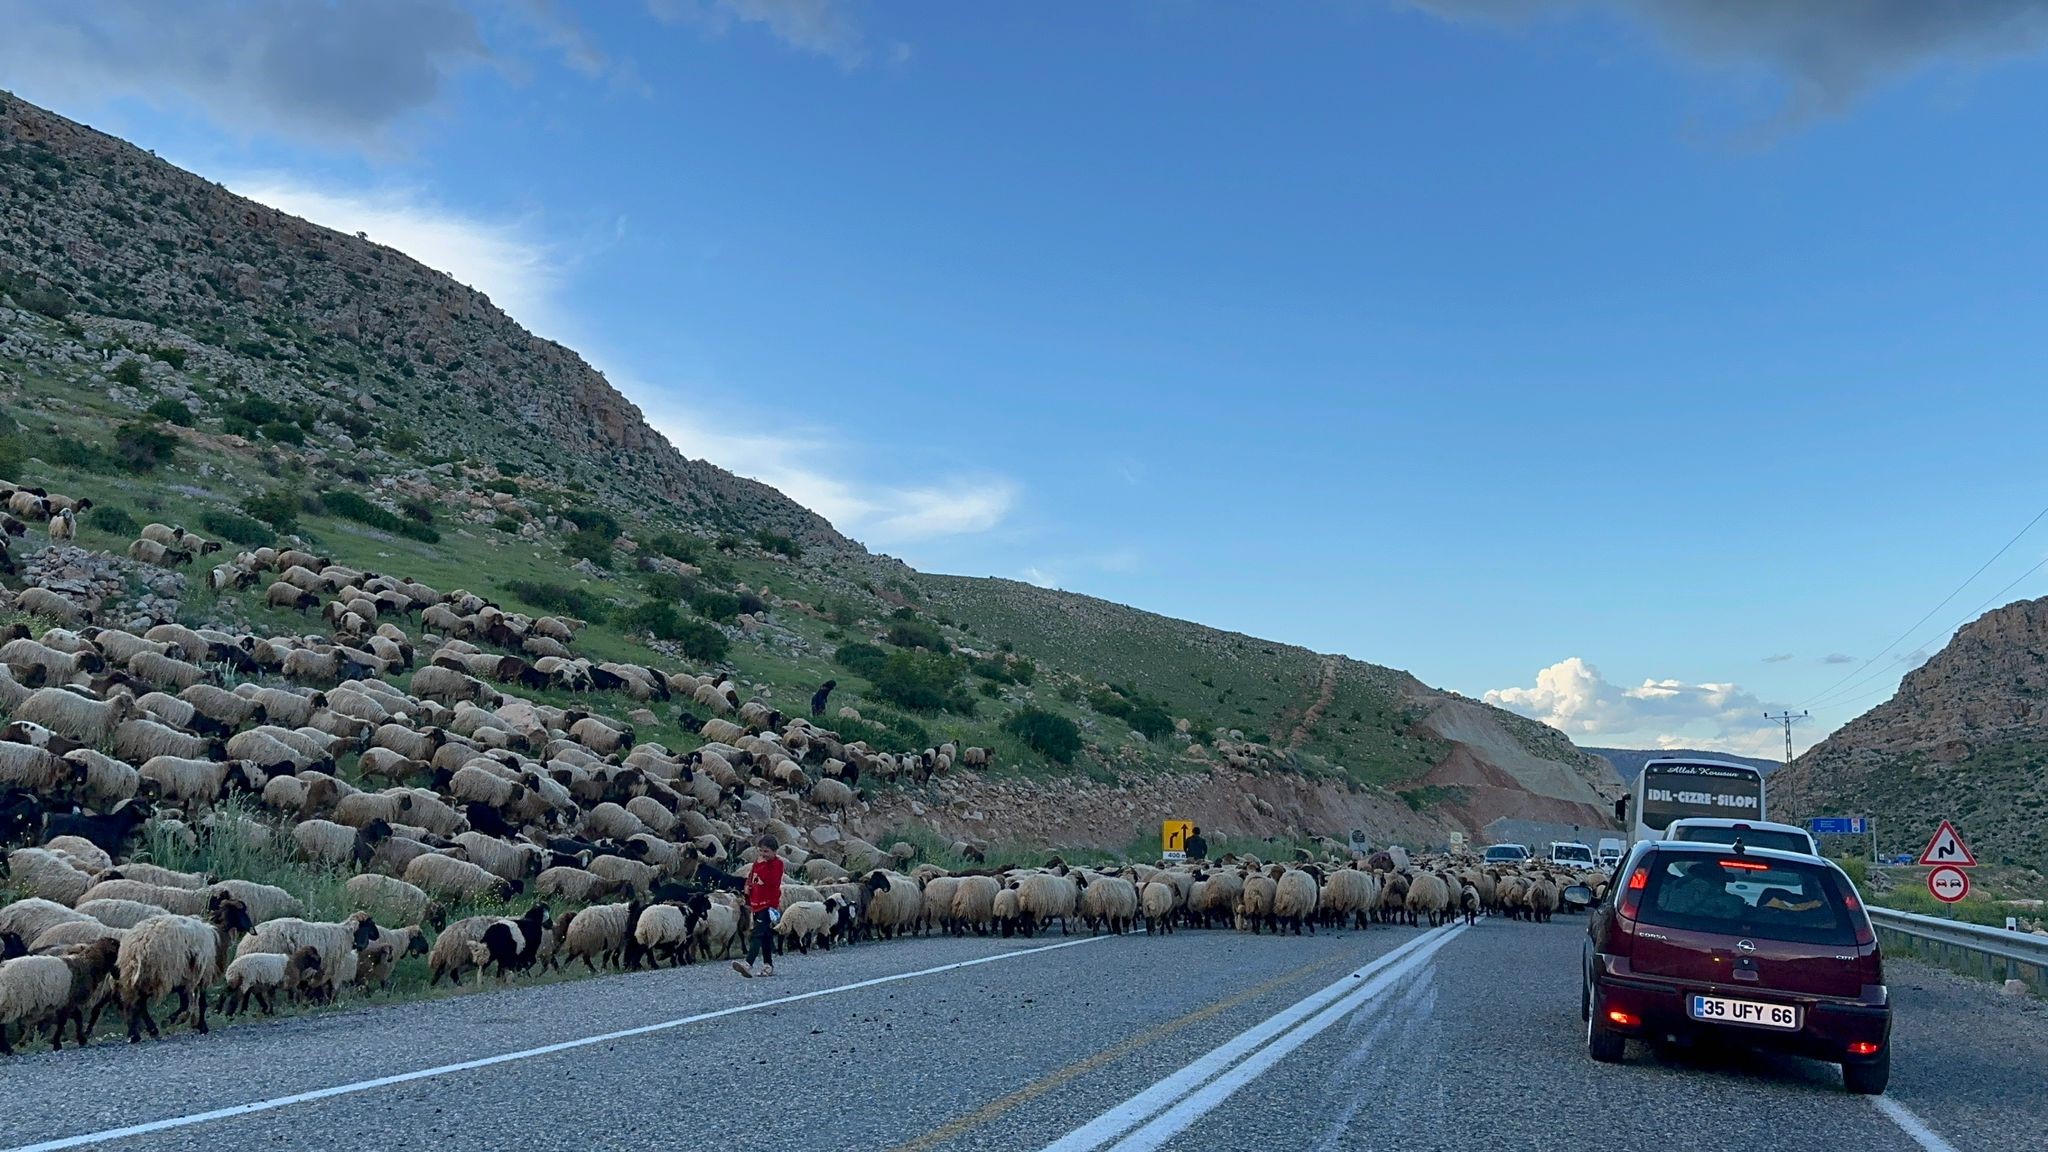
1868;906;2048;994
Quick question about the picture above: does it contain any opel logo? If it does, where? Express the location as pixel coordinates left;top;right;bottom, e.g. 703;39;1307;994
1737;939;1757;953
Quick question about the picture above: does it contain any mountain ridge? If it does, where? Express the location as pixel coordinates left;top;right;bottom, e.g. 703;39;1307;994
0;90;1614;845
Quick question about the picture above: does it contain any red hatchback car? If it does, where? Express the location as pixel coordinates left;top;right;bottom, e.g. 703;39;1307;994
1583;841;1891;1094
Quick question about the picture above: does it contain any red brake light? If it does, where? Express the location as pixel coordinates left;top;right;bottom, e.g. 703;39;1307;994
1618;865;1649;918
1607;1009;1640;1028
1843;892;1876;946
1848;1040;1882;1056
1719;859;1770;871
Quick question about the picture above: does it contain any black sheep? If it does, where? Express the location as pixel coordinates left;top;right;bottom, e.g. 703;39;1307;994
463;802;518;839
42;799;152;856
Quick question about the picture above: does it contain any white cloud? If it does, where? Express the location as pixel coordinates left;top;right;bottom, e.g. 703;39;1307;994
225;173;567;339
230;171;1017;551
1012;547;1142;591
648;0;869;65
637;397;1019;551
1762;653;1793;663
1821;652;1856;664
1486;657;1803;755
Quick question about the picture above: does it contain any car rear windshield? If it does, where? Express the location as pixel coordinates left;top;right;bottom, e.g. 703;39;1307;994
1672;826;1811;855
1637;855;1860;946
1484;848;1526;862
1554;847;1592;863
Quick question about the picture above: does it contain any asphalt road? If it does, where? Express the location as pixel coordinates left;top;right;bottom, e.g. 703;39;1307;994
1;918;2041;1152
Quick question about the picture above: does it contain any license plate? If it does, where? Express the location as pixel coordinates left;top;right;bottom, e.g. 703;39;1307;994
1689;994;1800;1030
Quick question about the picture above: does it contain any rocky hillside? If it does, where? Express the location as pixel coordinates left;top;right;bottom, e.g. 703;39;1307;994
1775;597;2048;871
0;91;1614;849
0;93;859;556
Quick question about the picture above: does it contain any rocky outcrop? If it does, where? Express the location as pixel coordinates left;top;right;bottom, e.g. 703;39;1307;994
0;93;862;556
1776;597;2048;870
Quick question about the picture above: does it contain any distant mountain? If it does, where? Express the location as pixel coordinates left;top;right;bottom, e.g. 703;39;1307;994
1587;748;1782;782
1775;597;2048;871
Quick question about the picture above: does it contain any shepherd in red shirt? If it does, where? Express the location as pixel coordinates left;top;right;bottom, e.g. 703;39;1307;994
734;834;785;978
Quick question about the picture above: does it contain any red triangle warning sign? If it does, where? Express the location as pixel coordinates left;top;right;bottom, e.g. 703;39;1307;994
1918;820;1978;867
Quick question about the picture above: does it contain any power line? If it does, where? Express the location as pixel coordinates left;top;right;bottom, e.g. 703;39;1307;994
1807;549;2048;713
1797;499;2048;708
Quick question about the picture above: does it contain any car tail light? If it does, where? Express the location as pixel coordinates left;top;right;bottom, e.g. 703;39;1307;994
1719;859;1769;871
1843;892;1876;946
1607;1009;1640;1028
1848;1040;1882;1056
1617;865;1649;919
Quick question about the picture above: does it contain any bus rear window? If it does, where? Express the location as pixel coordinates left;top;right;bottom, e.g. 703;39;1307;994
1671;826;1810;855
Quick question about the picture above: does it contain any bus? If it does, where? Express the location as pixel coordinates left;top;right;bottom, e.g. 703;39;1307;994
1621;757;1767;846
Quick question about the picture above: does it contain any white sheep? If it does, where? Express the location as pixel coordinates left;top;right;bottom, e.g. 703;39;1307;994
218;946;323;1016
0;936;121;1054
116;895;254;1041
13;687;141;745
5;848;95;906
404;853;514;902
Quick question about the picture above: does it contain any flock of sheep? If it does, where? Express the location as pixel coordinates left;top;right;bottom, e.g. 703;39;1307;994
0;479;1603;1059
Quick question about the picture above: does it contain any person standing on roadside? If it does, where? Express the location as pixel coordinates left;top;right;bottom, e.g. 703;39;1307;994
1185;826;1209;862
733;834;785;978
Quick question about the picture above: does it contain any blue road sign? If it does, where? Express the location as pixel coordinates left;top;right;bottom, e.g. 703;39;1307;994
1809;816;1868;836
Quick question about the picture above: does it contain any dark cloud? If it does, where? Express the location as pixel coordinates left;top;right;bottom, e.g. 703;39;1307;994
1821;653;1856;664
0;0;488;142
1405;1;2048;118
1762;653;1794;663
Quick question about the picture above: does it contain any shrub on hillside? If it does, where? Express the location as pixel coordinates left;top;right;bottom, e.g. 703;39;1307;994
622;600;685;640
242;489;300;534
260;420;305;445
753;529;801;560
647;532;700;563
563;527;612;567
834;641;889;679
688;588;740;622
199;508;272;547
564;506;620;540
1005;708;1083;764
872;651;974;716
113;421;177;472
87;504;138;536
320;490;439;542
147;397;192;426
673;619;730;662
112;358;145;388
885;618;950;653
491;515;523;535
149;345;188;369
400;497;436;524
503;580;611;623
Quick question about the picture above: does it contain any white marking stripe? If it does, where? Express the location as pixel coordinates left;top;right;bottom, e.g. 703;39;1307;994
3;936;1108;1152
1872;1096;1960;1152
1038;925;1464;1152
1100;925;1464;1152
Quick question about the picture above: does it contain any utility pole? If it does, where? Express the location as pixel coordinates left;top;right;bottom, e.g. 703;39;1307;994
1764;710;1810;770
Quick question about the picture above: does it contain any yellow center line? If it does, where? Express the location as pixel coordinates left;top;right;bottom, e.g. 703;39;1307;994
883;953;1347;1152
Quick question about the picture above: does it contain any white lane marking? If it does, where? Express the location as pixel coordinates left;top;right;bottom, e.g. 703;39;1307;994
1102;924;1466;1152
4;936;1109;1152
1872;1096;1961;1152
1038;925;1464;1152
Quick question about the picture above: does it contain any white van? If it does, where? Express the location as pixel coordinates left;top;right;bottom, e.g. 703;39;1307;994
1595;837;1626;868
1548;841;1595;867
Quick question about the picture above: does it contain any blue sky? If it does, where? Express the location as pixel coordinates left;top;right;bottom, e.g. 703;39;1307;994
6;1;2048;758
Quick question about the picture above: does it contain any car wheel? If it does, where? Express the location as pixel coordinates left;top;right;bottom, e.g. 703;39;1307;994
1586;1004;1626;1064
1580;971;1591;1022
1842;1052;1890;1095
